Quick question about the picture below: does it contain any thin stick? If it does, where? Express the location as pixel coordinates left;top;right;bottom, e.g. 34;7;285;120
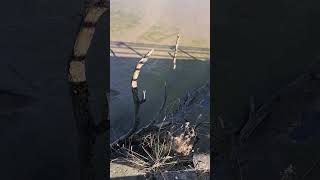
301;158;320;179
110;49;116;57
138;81;167;134
236;154;243;180
239;65;316;142
217;115;225;129
173;33;180;70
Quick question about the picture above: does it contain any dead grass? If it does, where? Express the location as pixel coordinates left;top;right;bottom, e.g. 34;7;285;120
280;164;296;180
114;119;199;174
111;83;210;178
172;122;197;156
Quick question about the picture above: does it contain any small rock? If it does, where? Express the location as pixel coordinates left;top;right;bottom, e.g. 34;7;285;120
193;154;210;171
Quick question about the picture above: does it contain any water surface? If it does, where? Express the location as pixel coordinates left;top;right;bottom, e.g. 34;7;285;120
110;56;210;142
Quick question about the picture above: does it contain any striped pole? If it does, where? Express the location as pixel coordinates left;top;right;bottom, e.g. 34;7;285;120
67;1;108;180
173;33;180;70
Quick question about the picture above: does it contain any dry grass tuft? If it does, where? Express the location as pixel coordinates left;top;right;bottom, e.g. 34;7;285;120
280;164;296;180
116;120;198;174
172;122;197;156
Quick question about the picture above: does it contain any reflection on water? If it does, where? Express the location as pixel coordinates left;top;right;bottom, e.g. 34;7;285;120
110;56;210;142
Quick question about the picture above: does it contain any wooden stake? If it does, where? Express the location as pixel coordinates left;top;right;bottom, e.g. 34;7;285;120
173;33;180;70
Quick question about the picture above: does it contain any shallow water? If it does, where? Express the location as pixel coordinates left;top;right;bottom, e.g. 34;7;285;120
110;56;210;142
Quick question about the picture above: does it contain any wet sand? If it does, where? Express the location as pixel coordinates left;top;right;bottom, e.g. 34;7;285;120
111;0;210;47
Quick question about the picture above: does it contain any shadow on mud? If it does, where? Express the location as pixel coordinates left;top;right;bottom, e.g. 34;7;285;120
110;41;210;60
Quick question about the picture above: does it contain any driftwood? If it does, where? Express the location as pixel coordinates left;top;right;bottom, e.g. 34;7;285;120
67;1;108;180
173;33;180;70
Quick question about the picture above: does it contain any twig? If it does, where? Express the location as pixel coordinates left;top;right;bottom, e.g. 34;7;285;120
142;82;167;131
236;154;243;180
194;122;210;130
239;68;312;142
238;61;320;142
240;110;270;142
217;115;225;129
240;96;260;142
172;33;180;70
301;158;320;179
110;48;116;57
